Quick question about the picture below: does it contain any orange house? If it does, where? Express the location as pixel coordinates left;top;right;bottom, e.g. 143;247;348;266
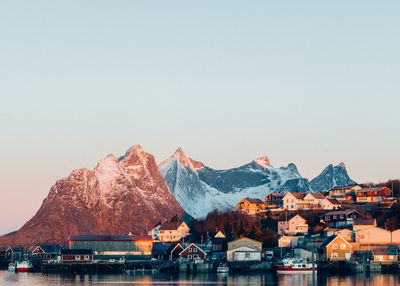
321;234;352;261
237;198;266;215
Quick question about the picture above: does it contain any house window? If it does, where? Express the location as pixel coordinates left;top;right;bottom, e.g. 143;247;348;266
332;244;338;249
75;255;81;260
340;244;346;249
84;255;90;260
193;254;198;258
188;255;192;259
333;216;337;219
189;248;192;252
326;216;330;221
389;255;394;260
331;253;338;258
245;253;250;259
194;248;197;252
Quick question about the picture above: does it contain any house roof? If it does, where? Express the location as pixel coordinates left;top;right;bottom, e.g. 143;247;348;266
152;243;175;256
287;192;306;199
159;221;186;231
179;243;207;256
60;249;93;255
357;187;391;193
267;193;285;197
320;234;351;249
324;210;358;216
242;198;265;204
70;234;152;241
325;198;341;205
353;219;376;226
31;244;60;254
309;193;325;199
330;184;360;191
372;248;397;255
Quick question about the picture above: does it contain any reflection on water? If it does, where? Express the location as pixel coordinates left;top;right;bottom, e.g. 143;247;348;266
1;271;400;286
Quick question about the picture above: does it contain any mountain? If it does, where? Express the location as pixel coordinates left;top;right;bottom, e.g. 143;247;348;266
0;145;182;247
159;148;310;219
309;162;357;193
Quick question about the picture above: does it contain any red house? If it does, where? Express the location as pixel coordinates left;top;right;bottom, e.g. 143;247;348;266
60;249;93;263
179;243;207;261
356;187;392;203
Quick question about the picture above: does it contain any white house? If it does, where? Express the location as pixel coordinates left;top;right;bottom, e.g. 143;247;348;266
147;223;161;241
158;221;190;242
282;192;306;210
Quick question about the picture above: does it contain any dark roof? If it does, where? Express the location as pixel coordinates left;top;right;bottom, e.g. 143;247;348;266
33;244;60;254
330;184;359;191
288;192;306;199
60;249;93;255
267;193;285;197
357;187;391;193
243;198;265;204
326;198;341;205
152;243;175;256
372;248;397;255
310;193;325;199
159;222;184;231
70;235;152;241
320;235;338;248
324;210;358;216
353;219;376;226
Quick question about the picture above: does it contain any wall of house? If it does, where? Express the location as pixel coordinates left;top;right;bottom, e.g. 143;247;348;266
355;228;392;245
69;240;152;256
325;237;352;261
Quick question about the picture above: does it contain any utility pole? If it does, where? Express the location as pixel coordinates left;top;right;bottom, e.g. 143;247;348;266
312;248;316;286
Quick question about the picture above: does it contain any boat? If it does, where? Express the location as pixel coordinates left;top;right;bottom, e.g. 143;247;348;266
216;263;229;273
8;263;16;272
16;260;33;272
275;258;317;274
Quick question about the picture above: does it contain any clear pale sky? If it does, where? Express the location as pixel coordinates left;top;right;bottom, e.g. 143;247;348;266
1;1;399;235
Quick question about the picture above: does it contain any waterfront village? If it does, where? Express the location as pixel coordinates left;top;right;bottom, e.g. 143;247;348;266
2;183;400;275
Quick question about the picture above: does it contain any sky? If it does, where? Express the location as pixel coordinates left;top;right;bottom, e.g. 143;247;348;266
0;1;399;235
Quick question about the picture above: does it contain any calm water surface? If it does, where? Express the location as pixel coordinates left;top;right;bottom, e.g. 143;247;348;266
1;271;400;286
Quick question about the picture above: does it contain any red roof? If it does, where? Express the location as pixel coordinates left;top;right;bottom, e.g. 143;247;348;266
243;198;265;204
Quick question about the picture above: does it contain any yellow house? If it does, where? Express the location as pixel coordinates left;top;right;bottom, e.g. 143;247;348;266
321;234;352;261
372;248;398;264
237;198;266;215
278;214;309;235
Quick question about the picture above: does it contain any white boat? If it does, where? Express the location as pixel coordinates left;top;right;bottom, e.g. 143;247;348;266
16;260;33;272
8;263;16;272
216;263;229;273
275;258;317;274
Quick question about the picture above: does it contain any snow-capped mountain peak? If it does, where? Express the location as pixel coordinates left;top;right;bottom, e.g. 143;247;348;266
159;147;204;171
253;156;272;168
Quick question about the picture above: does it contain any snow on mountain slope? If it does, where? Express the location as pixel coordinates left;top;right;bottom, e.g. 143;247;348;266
159;149;310;218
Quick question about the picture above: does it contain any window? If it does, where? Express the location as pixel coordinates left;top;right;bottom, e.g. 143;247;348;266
188;255;192;259
333;215;337;219
332;244;338;249
84;255;90;260
75;255;81;260
194;248;197;252
340;244;346;249
331;253;338;258
245;253;250;259
389;255;394;260
189;248;192;252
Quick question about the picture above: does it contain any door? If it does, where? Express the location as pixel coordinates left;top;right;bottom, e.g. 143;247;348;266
345;253;351;261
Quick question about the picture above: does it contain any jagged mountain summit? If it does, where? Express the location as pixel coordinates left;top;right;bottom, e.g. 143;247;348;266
309;162;357;193
0;145;182;247
159;148;310;219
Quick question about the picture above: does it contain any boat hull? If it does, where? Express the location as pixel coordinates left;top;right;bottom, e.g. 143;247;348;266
276;265;316;274
16;268;31;272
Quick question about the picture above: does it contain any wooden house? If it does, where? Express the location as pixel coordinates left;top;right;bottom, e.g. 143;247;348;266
320;198;342;210
278;214;309;235
151;243;176;260
372;248;398;264
354;227;392;245
237;198;266;215
282;192;306;210
265;193;285;209
211;232;227;252
147;223;161;241
303;193;325;209
356;187;392;203
29;245;60;260
158;221;190;242
60;249;93;263
321;210;360;228
321;235;352;261
328;185;362;199
179;243;207;261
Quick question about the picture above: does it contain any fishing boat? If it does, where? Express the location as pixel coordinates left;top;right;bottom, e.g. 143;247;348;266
216;263;229;273
275;258;317;274
16;260;33;272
